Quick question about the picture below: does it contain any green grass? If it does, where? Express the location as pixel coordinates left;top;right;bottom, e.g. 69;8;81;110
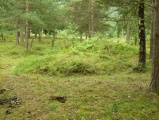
10;38;141;76
0;35;159;120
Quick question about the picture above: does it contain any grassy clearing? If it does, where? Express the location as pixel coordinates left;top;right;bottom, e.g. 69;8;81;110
0;36;159;120
1;73;159;120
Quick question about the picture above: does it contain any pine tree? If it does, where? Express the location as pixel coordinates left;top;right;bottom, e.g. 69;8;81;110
149;0;159;93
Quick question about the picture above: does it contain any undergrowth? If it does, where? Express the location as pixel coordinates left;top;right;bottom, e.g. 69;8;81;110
1;36;159;120
10;38;141;76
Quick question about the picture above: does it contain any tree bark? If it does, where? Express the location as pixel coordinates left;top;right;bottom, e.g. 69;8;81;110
38;29;41;41
25;0;29;53
90;0;94;38
20;31;24;42
150;4;154;59
149;0;159;93
88;0;94;38
85;31;88;39
28;28;30;38
16;0;20;45
35;30;38;38
150;20;154;59
51;30;56;47
138;0;146;69
16;30;20;45
126;20;130;42
122;17;125;38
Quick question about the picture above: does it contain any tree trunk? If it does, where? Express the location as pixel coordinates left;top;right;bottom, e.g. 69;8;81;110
16;31;20;45
38;29;41;41
150;5;154;59
149;0;159;93
28;28;30;38
134;36;138;45
16;0;20;45
1;33;4;41
122;18;125;38
150;21;154;59
122;26;124;38
16;15;20;45
138;0;146;69
126;20;130;42
25;0;29;53
51;30;56;47
35;30;38;38
88;0;94;38
90;0;94;38
85;31;88;39
88;23;91;38
30;38;34;48
20;31;24;42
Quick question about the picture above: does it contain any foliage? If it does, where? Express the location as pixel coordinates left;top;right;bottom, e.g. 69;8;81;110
9;38;139;76
0;32;156;120
0;0;157;119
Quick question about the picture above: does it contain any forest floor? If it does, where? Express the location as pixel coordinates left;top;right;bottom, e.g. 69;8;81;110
0;37;159;120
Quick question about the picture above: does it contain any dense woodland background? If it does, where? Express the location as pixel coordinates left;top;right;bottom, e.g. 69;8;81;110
1;0;159;119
